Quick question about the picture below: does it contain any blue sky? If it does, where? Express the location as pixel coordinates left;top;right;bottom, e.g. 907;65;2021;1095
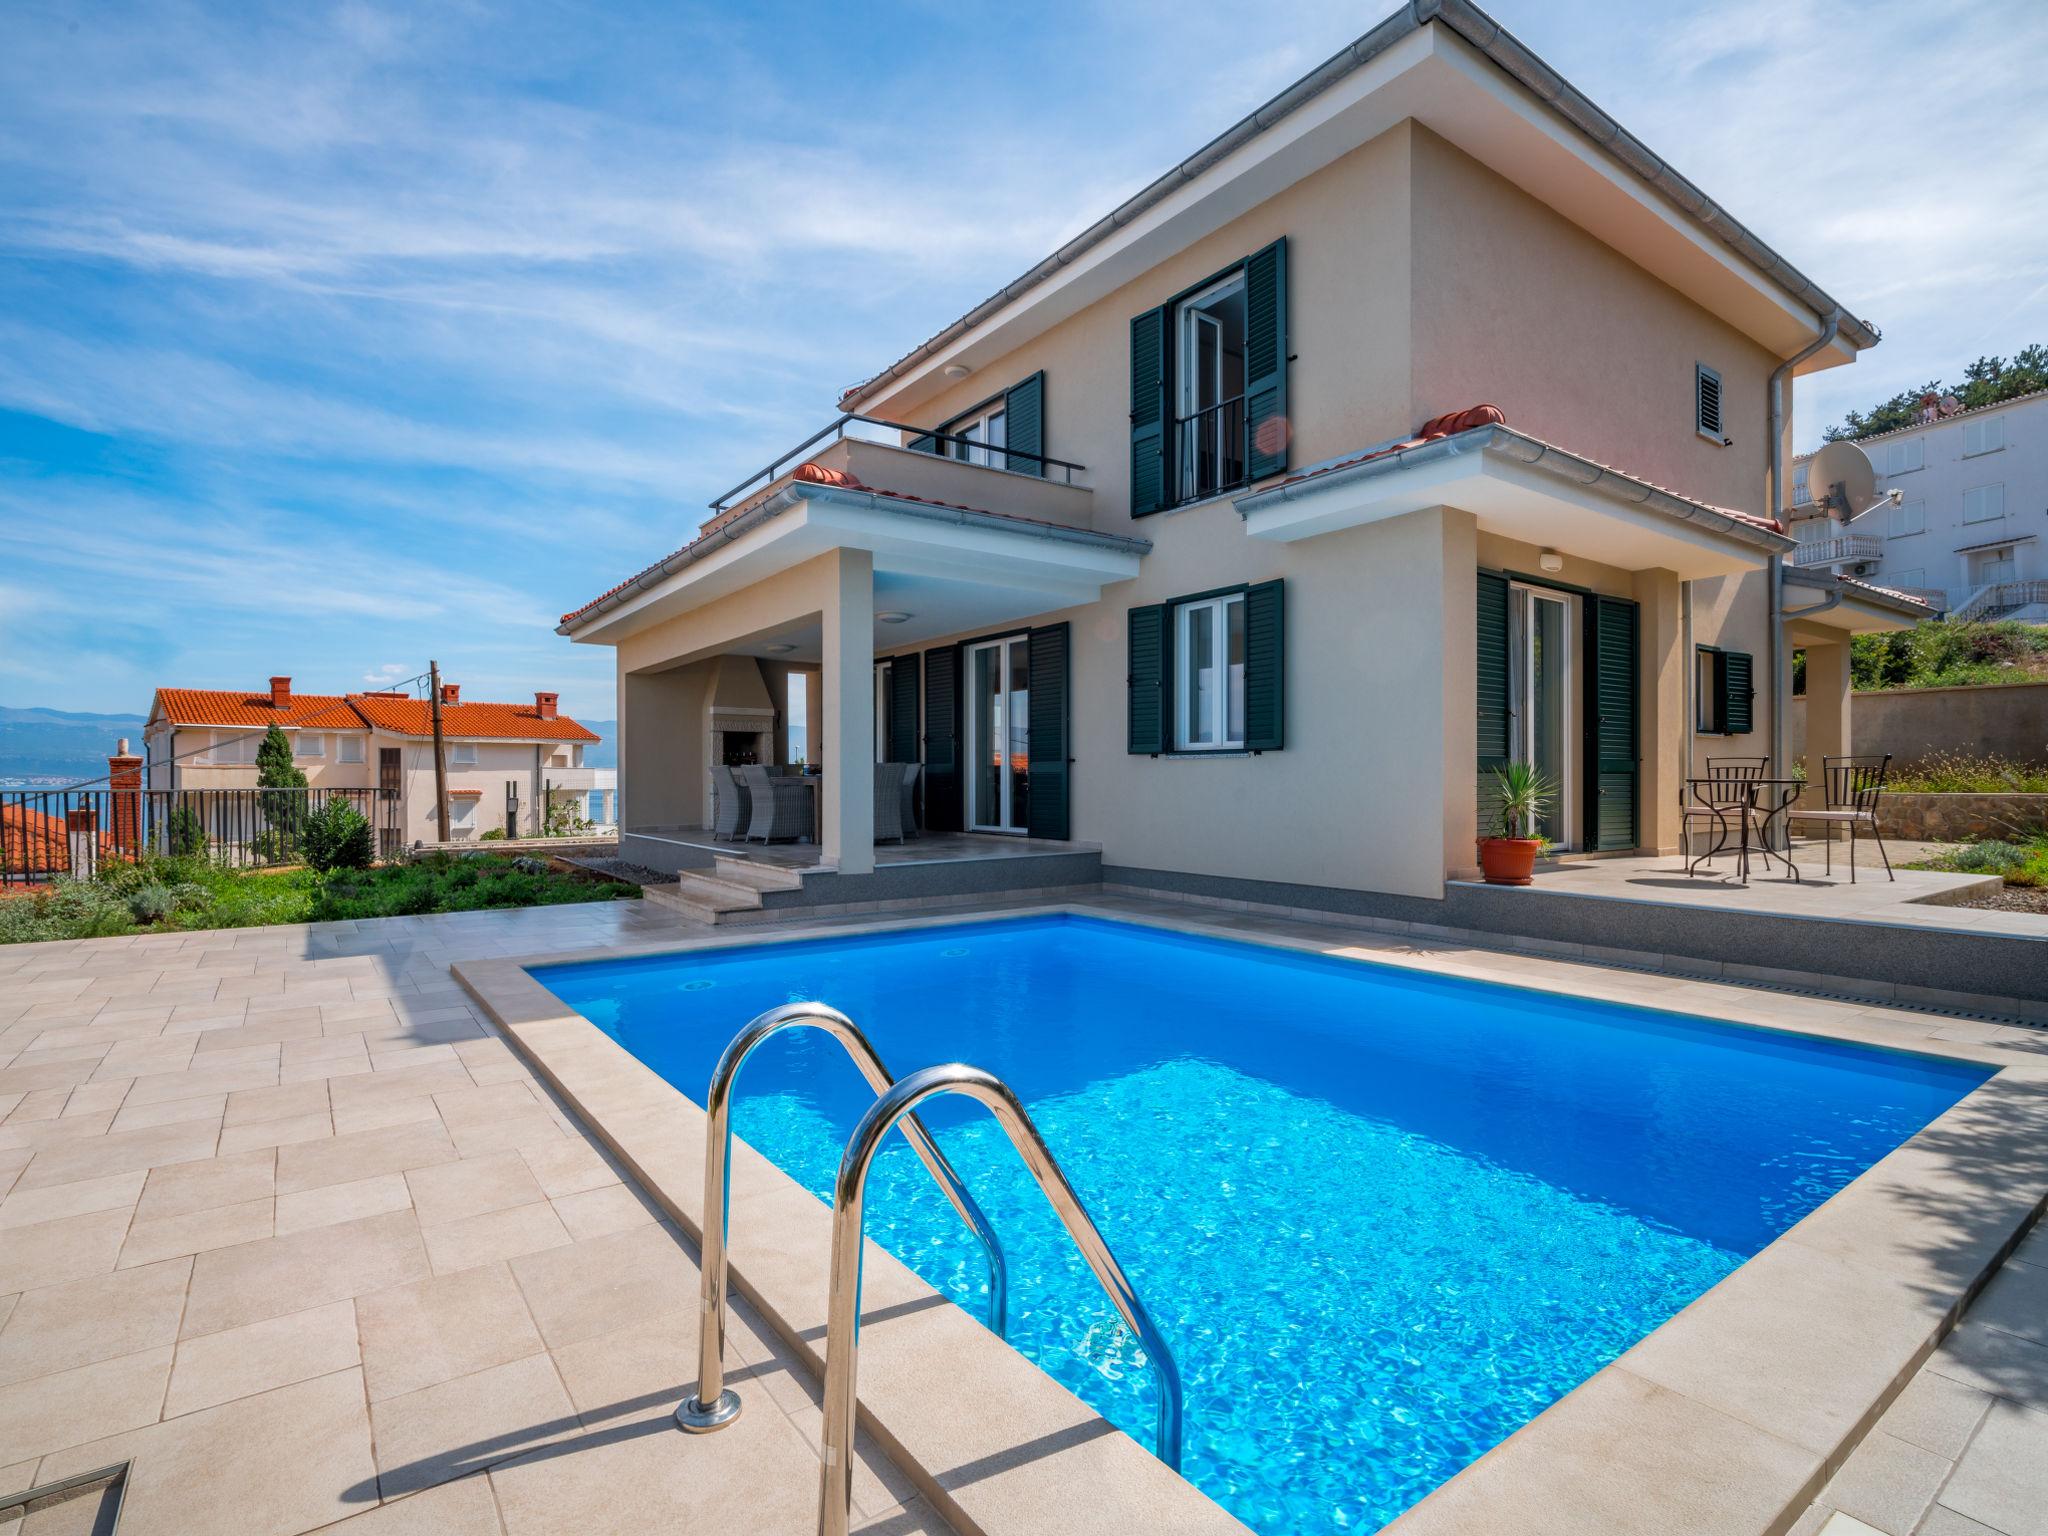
3;0;2043;719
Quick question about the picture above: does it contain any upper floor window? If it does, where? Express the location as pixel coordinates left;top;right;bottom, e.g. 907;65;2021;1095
1694;364;1726;443
1791;466;1810;505
1962;484;2006;524
450;741;478;765
294;733;325;759
336;735;365;765
1177;273;1249;503
1174;591;1247;751
947;402;1006;469
1887;566;1927;590
1963;417;2005;457
1879;438;1924;476
1888;499;1926;538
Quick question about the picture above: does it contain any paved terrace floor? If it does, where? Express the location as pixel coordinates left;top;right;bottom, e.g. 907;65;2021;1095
0;892;2043;1535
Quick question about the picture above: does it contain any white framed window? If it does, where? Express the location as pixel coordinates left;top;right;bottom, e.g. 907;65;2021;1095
1176;272;1249;502
1886;567;1926;590
1882;438;1924;475
449;741;478;765
448;798;477;832
1888;499;1926;538
1963;417;2005;457
294;733;325;759
1173;591;1247;751
210;730;257;765
1962;484;2006;524
336;735;364;765
946;403;1007;469
1791;466;1810;505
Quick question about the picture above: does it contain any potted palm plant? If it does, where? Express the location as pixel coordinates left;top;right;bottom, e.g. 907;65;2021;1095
1478;761;1555;885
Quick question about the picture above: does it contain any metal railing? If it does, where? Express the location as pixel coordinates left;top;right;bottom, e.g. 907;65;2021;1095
816;1061;1183;1536
676;1004;1008;1433
1;786;397;887
1173;394;1248;505
1949;578;2048;620
1788;533;1883;568
710;413;1088;514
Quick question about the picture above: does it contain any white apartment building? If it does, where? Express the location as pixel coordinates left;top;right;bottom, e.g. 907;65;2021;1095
1788;388;2048;621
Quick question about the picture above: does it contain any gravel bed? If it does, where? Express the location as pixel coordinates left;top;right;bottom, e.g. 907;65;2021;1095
1956;884;2048;915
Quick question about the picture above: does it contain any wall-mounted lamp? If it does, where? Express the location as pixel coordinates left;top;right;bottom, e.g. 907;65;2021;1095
876;611;913;624
1538;549;1565;574
764;643;796;654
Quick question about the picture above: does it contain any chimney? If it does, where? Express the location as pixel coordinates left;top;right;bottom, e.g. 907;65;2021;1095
108;741;143;853
440;683;460;705
534;691;559;721
270;676;292;708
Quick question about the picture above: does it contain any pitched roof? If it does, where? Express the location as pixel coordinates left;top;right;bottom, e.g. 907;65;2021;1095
152;689;364;731
342;694;599;743
1793;386;2048;458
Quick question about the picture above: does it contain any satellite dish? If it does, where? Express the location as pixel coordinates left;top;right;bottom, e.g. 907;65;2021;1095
1805;439;1876;517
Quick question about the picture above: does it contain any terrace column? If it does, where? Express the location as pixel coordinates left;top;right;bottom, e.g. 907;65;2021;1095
821;549;876;875
1804;639;1852;779
1633;570;1683;854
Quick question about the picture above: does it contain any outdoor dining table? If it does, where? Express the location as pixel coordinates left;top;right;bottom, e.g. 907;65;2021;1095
1685;774;1805;884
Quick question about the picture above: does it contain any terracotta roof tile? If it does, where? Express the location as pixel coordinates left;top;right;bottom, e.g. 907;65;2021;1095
343;694;599;743
152;689;364;731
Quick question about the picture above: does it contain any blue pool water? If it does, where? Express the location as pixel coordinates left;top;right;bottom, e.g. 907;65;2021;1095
539;914;1986;1533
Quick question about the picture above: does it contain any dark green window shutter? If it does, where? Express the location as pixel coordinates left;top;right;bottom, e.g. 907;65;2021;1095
887;653;921;763
1026;623;1070;839
1587;595;1640;851
1722;650;1755;735
922;645;962;831
1127;604;1167;753
1243;580;1284;751
1475;571;1511;835
1004;372;1045;478
1129;307;1168;517
1243;238;1289;482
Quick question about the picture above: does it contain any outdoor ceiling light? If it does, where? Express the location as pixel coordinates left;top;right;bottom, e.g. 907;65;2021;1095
764;643;796;654
876;611;913;624
1538;549;1564;573
941;363;970;379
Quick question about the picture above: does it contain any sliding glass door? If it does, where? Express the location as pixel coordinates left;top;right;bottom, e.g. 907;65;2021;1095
965;635;1029;833
1510;584;1575;847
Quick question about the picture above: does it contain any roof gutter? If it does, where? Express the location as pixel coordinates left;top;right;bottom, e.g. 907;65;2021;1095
557;483;1151;637
1233;425;1796;554
839;0;1877;411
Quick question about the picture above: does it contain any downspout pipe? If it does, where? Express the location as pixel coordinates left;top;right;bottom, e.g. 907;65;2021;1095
1767;308;1840;789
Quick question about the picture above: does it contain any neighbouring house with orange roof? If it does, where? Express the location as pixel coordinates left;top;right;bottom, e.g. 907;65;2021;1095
557;0;1932;914
143;677;608;849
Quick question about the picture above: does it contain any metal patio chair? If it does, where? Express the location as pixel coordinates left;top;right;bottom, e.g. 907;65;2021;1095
1798;755;1894;883
741;765;812;844
1683;756;1768;877
712;766;751;841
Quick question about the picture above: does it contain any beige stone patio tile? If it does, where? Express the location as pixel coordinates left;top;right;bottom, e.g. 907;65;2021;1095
403;1149;543;1229
305;1472;503;1534
37;1366;375;1535
548;1183;656;1242
275;1172;413;1237
370;1352;578;1499
275;1121;457;1196
118;1195;273;1268
135;1146;274;1222
163;1298;361;1418
217;1109;334;1154
0;1346;172;1464
1916;1507;2004;1536
1966;1257;2048;1350
93;1035;197;1079
0;1109;116;1155
0;1168;144;1231
1816;1429;1949;1535
325;1062;472;1117
283;1034;373;1066
1873;1368;1993;1461
506;1222;694;1352
0;1208;131;1293
419;1202;572;1277
280;1056;376;1089
328;1095;438;1135
0;1088;68;1127
182;1209;428;1338
1935;1398;2048;1535
0;1258;190;1388
122;1059;278;1109
542;1303;698;1423
370;1044;460;1074
446;1110;563;1160
109;1093;226;1132
355;1262;544;1402
516;1137;617;1199
57;1081;131;1121
1930;1320;2048;1415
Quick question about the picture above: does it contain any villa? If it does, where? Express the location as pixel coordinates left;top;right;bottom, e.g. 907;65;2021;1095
142;679;613;847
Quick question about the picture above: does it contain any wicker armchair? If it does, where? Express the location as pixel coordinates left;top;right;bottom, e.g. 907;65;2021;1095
712;766;751;841
873;768;906;844
897;762;921;839
742;765;812;843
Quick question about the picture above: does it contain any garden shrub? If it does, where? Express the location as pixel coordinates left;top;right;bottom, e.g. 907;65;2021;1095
300;798;374;873
167;803;206;857
1886;753;2048;795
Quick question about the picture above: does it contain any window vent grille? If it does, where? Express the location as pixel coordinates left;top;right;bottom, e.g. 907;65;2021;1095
1695;364;1725;441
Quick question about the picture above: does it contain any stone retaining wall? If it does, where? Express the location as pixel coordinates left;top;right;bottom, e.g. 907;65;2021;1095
1863;792;2048;842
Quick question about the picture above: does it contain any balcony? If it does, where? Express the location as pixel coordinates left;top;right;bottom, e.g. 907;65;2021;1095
1788;533;1883;569
709;414;1095;532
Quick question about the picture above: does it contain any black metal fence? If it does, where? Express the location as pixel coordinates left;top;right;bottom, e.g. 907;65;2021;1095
0;787;399;888
1173;394;1248;504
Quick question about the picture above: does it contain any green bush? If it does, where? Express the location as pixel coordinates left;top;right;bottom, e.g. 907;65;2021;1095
0;879;138;944
1850;621;2048;693
300;798;374;873
1887;753;2048;794
1943;841;2030;875
166;803;206;857
480;827;508;841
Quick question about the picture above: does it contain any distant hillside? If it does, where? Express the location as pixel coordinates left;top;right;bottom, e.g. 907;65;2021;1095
0;705;149;783
578;720;616;769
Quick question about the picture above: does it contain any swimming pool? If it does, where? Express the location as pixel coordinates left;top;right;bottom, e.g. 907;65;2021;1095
538;914;1987;1534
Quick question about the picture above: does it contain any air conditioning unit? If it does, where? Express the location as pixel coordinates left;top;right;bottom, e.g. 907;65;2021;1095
1846;562;1875;577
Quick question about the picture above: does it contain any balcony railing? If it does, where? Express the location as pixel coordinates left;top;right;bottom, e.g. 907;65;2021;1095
1949;579;2048;622
1173;395;1248;505
711;414;1087;516
1788;533;1884;568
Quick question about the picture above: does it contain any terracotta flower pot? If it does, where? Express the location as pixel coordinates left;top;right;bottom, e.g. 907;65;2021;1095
1477;837;1543;886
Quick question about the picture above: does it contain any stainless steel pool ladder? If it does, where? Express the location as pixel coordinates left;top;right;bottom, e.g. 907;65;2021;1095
816;1062;1185;1536
675;1003;1008;1432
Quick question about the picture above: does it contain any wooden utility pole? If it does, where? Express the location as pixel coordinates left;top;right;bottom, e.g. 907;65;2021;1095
428;661;450;846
